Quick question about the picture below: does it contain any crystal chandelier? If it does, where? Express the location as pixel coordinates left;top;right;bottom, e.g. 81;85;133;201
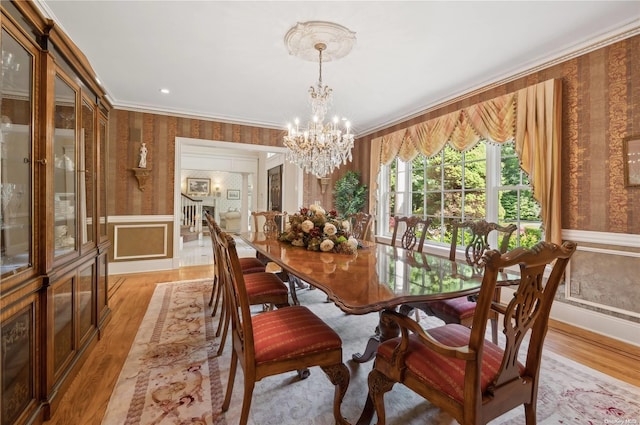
284;42;354;178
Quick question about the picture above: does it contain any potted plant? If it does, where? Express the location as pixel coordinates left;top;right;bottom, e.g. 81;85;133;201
334;171;368;217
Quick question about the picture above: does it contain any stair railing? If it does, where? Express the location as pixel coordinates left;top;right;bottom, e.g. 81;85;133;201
180;193;203;234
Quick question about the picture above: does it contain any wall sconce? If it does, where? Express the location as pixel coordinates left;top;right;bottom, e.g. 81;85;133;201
214;186;222;197
132;167;152;191
319;177;331;194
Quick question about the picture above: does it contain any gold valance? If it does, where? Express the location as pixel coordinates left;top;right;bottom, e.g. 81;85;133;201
379;92;517;164
371;78;562;245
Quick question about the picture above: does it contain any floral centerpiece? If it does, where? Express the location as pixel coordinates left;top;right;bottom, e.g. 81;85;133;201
279;205;359;254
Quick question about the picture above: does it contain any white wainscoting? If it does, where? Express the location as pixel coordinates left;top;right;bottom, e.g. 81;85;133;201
109;215;174;275
558;229;640;346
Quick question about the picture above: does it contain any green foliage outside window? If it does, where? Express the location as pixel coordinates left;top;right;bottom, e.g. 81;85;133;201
383;140;542;250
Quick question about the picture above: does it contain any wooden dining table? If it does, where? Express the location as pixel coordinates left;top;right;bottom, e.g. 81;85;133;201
239;232;518;424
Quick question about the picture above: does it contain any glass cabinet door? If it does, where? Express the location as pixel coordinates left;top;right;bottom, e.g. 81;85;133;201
53;74;78;258
1;27;34;279
98;115;107;242
80;98;94;248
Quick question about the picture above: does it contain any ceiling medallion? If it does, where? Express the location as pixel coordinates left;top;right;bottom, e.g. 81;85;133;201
284;21;356;62
283;21;356;178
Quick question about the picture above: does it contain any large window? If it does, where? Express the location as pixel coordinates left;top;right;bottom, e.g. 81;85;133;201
379;140;542;251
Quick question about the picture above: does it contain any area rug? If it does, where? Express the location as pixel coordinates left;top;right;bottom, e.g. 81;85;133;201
103;279;640;425
101;278;227;425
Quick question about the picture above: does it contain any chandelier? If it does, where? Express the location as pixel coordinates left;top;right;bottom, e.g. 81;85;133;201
283;23;355;178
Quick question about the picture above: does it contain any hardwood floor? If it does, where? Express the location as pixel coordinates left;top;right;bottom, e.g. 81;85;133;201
43;265;215;425
43;264;640;425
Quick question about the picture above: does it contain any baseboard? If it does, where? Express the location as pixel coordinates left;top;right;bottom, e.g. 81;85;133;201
550;300;640;347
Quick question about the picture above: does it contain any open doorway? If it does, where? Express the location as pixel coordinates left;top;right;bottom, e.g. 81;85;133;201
173;137;302;269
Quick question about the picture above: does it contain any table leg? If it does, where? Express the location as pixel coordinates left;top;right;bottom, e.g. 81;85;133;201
351;335;379;363
351;310;400;363
279;270;308;306
355;395;375;425
278;269;300;306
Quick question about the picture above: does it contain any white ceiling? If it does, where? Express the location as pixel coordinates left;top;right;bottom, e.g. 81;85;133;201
36;1;640;137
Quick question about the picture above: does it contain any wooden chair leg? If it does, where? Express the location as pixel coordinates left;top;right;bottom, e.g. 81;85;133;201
215;291;227;337
211;277;223;317
216;301;230;356
222;350;238;412
524;402;536;424
208;276;217;307
239;378;255;425
368;369;395;425
321;363;350;425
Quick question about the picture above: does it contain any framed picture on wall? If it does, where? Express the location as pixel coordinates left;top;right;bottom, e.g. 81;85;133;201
624;136;640;187
227;189;240;200
186;178;210;197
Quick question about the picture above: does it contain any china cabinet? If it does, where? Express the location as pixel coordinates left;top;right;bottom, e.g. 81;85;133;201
1;2;111;424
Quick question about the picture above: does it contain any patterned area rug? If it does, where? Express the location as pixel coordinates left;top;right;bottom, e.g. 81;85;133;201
103;279;640;425
102;279;226;425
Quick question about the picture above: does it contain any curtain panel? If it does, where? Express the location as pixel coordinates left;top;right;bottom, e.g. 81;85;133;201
371;78;562;244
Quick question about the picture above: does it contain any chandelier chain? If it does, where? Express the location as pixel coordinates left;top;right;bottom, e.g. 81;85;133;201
317;43;324;87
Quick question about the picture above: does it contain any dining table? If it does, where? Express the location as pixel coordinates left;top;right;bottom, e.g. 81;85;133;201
239;232;519;424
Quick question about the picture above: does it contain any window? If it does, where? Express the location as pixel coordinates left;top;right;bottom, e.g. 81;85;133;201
378;140;542;250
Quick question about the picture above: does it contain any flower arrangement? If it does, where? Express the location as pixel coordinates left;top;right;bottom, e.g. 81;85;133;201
279;204;359;254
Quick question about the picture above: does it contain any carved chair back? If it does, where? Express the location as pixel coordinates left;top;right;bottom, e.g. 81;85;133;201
348;212;373;241
369;241;577;425
449;219;518;265
251;210;287;238
390;216;432;252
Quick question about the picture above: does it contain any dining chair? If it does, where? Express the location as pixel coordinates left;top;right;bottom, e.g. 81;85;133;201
368;240;577;425
208;216;290;357
404;219;517;343
390;215;432;252
205;212;267;317
348;211;373;241
251;210;288;237
215;229;350;425
252;210;311;305
389;216;433;321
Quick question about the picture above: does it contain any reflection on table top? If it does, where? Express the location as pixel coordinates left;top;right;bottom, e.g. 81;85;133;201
240;232;518;315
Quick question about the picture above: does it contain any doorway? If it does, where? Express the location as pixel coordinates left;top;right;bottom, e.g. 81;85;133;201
173;137;301;269
268;165;283;212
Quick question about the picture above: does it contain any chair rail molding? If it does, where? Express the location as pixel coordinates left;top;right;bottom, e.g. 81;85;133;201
109;215;173;223
562;229;640;247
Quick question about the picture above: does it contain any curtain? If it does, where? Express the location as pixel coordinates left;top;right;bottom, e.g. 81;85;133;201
370;78;562;244
515;79;563;245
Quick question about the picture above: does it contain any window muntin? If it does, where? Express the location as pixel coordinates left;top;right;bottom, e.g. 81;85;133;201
378;140;542;250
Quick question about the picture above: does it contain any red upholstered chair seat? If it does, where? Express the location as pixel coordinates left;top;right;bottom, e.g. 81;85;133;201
244;272;288;298
239;257;267;274
429;297;477;321
252;305;342;364
377;323;521;403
